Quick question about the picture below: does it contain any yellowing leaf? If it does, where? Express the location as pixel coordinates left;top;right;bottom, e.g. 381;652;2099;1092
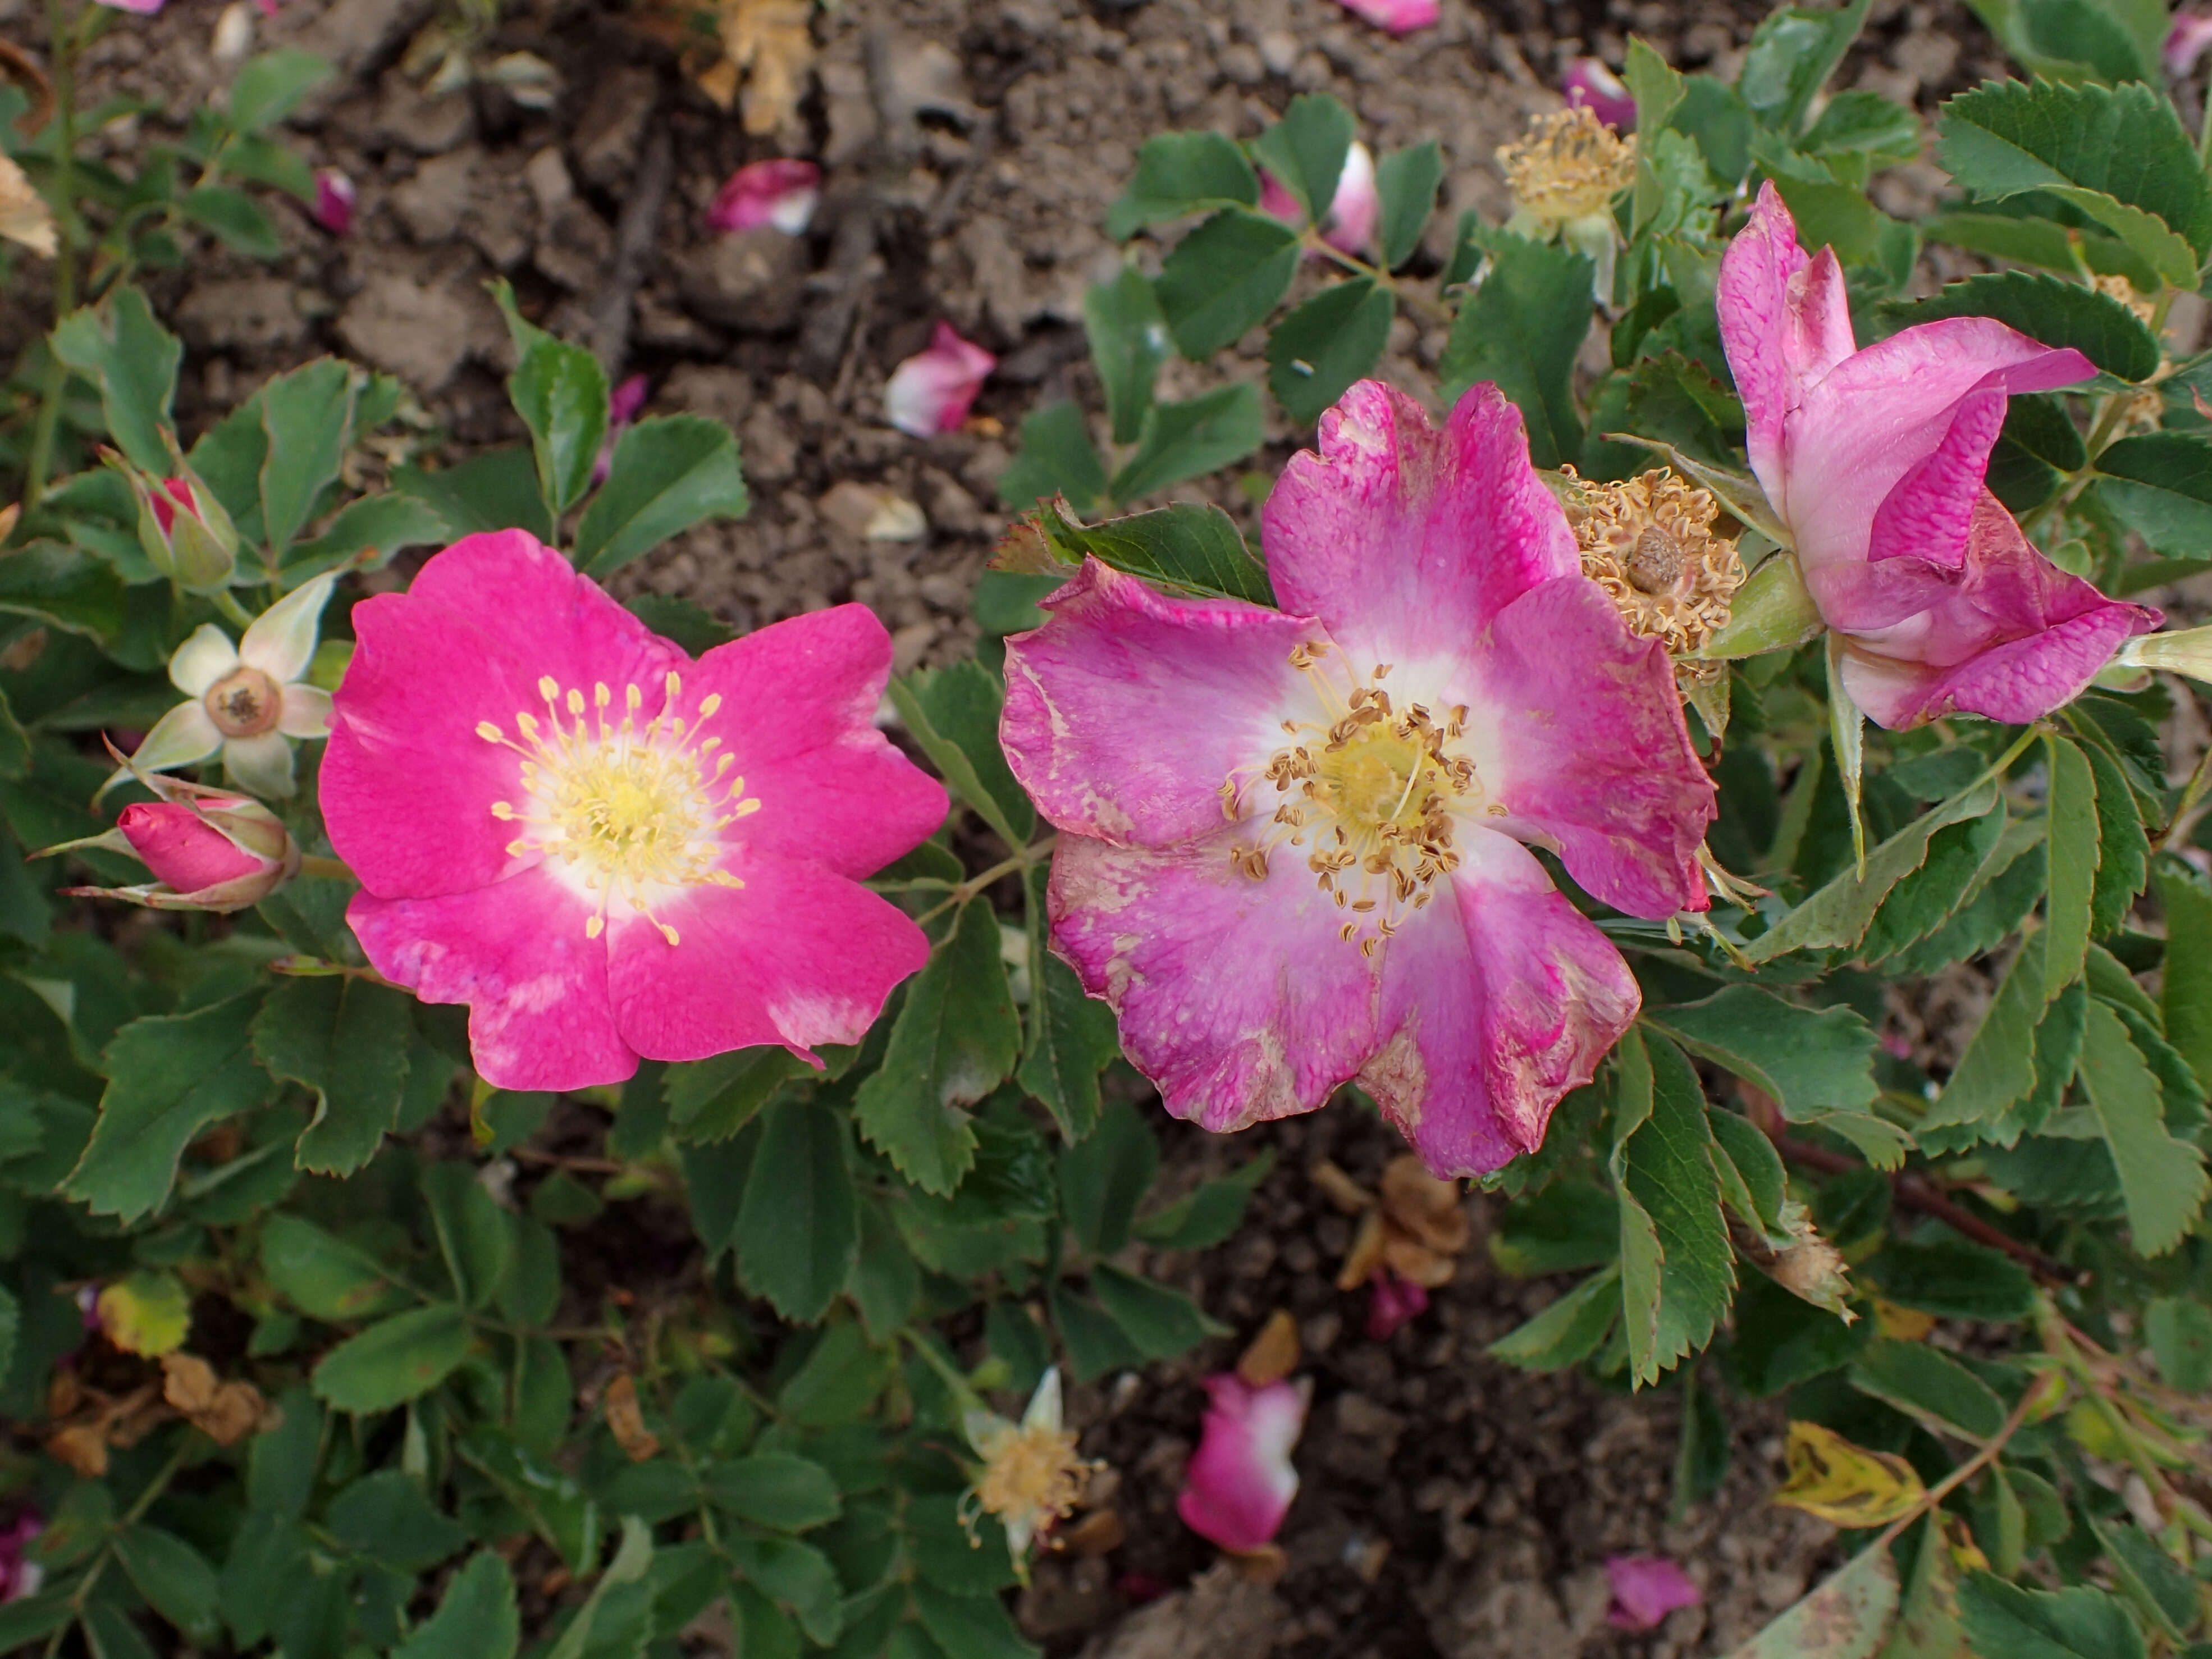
96;1270;192;1357
1874;1301;1936;1341
1774;1420;1927;1528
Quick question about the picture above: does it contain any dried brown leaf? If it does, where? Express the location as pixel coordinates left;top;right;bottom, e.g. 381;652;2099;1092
605;1373;661;1461
1235;1310;1300;1388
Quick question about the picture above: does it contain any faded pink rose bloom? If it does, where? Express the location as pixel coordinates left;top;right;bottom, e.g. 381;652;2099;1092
1177;1374;1310;1553
593;373;650;486
312;169;355;236
1001;380;1714;1177
2170;12;2212;76
1607;1555;1702;1629
322;530;945;1091
1260;141;1380;256
1334;0;1438;33
1365;1270;1429;1340
884;322;995;437
1566;58;1635;129
708;158;821;234
1717;184;2156;728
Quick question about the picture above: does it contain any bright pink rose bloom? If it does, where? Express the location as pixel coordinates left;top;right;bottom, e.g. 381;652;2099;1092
2170;12;2212;75
1334;0;1438;33
313;170;356;236
1606;1554;1702;1629
1177;1374;1309;1552
1364;1270;1429;1340
322;531;945;1091
1259;141;1379;256
884;322;995;438
1717;184;2156;728
708;158;822;235
1566;58;1636;129
1001;381;1713;1177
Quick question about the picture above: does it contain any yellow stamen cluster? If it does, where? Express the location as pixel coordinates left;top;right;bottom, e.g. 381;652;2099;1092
1562;467;1745;656
1220;643;1489;956
476;670;758;945
1496;105;1637;226
971;1423;1093;1539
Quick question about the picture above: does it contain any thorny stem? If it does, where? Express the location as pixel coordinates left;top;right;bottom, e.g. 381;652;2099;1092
24;0;80;509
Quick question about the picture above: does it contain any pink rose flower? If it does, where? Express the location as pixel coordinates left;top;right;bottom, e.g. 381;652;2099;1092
1177;1374;1310;1553
1717;184;2157;728
322;531;945;1091
708;158;822;235
313;169;355;236
1000;381;1714;1177
884;322;995;438
2169;12;2212;76
1606;1554;1701;1629
1364;1270;1429;1340
1565;58;1636;129
1333;0;1438;33
1260;140;1380;257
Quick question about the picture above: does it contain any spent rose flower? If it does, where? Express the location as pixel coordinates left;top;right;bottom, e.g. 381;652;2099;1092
322;531;944;1091
1566;57;1636;129
1607;1554;1702;1630
312;168;356;235
884;322;995;437
1178;1374;1310;1553
1334;0;1438;33
962;1368;1096;1563
1497;104;1636;299
1717;184;2158;728
709;158;821;235
1260;140;1380;256
109;573;336;799
0;1510;42;1603
2169;11;2212;76
1000;381;1714;1177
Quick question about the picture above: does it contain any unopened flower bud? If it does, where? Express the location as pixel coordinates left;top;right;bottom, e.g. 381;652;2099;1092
111;454;240;593
52;781;299;912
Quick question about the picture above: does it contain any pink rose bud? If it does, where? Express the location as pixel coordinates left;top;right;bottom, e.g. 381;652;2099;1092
91;791;299;911
120;801;267;892
1606;1555;1701;1630
1566;58;1637;129
1263;143;1381;257
1176;1374;1310;1553
883;322;995;437
2170;12;2212;76
593;373;650;486
708;158;822;235
1364;1270;1429;1340
148;477;194;539
111;456;240;593
1334;0;1438;33
313;169;356;236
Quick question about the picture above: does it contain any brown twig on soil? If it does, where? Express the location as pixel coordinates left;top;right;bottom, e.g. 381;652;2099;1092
1770;1135;2083;1288
589;120;673;373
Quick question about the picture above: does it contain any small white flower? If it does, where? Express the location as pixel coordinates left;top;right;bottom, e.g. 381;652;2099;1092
962;1367;1094;1561
111;575;337;799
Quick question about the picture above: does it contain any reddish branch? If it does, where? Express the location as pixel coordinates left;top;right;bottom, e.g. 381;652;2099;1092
1770;1135;2083;1288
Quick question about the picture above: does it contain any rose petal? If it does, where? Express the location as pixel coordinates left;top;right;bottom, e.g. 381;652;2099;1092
707;158;822;235
1332;0;1438;33
1607;1555;1702;1630
349;869;637;1090
884;322;995;437
1000;557;1318;849
1263;381;1580;671
1177;1375;1308;1553
1566;58;1637;129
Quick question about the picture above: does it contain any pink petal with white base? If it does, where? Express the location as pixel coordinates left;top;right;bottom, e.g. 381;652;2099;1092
1177;1375;1309;1553
1046;833;1384;1135
1365;830;1640;1175
1365;1272;1429;1340
607;851;929;1062
707;158;822;234
1607;1555;1701;1630
1333;0;1438;33
884;323;995;437
1566;58;1636;128
1001;559;1318;849
349;869;638;1091
312;170;355;236
1264;382;1580;669
1461;577;1712;918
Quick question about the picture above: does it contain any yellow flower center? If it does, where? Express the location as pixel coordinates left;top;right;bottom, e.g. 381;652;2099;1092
475;671;757;944
1497;104;1637;226
974;1423;1090;1534
1221;643;1490;955
204;666;284;739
